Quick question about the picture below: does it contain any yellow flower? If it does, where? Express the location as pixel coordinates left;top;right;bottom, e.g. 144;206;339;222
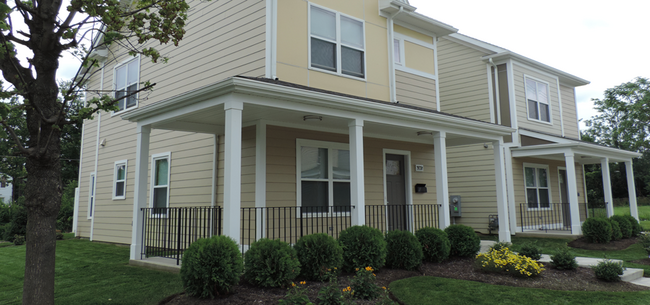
291;282;296;287
365;266;373;272
382;286;387;290
300;281;306;285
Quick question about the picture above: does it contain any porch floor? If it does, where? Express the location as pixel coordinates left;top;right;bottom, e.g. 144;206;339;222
129;256;180;273
515;229;578;239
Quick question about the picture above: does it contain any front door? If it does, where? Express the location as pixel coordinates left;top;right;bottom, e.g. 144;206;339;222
559;169;571;228
386;154;407;231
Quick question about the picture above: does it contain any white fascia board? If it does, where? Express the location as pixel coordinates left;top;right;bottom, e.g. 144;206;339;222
512;143;641;161
482;52;590;87
444;33;505;54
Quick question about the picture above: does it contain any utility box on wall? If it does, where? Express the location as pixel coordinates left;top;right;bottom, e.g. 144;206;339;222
449;195;461;217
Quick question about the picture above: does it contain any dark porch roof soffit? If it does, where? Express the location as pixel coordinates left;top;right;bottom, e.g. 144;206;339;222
121;76;513;146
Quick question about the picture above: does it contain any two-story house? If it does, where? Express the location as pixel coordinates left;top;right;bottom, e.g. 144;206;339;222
72;0;639;267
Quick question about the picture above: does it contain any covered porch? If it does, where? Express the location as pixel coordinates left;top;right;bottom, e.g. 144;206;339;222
122;76;514;261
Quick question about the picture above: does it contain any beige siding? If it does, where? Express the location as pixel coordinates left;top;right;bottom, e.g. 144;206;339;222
561;85;580;139
512;63;563;136
446;144;498;233
395;70;436;109
437;38;491;122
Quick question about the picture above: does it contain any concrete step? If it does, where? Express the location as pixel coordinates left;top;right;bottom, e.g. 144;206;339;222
620;268;644;282
630;277;650;287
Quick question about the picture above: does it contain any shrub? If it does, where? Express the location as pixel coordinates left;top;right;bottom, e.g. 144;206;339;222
56;232;64;240
57;181;76;232
489;242;511;252
180;235;243;298
2;201;27;242
384;230;423;271
607;219;622;241
338;226;386;272
476;247;544;277
279;281;312;305
518;243;542;260
592;259;624;282
444;224;480;257
245;238;300;288
13;235;25;245
610;215;632;239
415;227;450;263
581;218;611;244
350;266;381;300
551;246;578;270
623;215;643;237
640;232;650;256
295;233;343;281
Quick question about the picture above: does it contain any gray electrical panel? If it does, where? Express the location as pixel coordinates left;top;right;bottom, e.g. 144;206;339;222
450;195;461;217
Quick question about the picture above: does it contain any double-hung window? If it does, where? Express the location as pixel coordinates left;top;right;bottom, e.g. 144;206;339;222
298;140;351;214
151;153;171;215
310;5;365;78
113;160;127;200
525;77;550;123
114;57;140;112
524;164;550;209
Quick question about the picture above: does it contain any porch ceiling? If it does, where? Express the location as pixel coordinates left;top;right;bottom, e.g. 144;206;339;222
123;77;513;146
511;142;641;164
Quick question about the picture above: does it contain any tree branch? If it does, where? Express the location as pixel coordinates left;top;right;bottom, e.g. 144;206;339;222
0;119;31;156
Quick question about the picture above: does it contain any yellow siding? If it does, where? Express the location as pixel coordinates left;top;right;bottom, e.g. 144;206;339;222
404;41;435;75
561;85;580;139
395;70;436;109
512;63;563;136
394;24;433;44
437;38;491;122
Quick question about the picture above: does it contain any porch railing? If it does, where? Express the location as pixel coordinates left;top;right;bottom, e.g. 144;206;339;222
518;202;590;233
140;204;441;265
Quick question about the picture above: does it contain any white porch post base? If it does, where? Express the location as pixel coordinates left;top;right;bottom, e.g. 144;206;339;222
626;161;639;221
223;100;243;243
565;152;582;235
349;119;365;226
601;158;614;217
493;140;511;242
130;125;151;260
434;132;451;229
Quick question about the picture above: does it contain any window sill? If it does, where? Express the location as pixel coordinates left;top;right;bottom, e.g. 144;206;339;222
111;106;139;117
309;66;367;82
526;117;553;126
112;197;126;201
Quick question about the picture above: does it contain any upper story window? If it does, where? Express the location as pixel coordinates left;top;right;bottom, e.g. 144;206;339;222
524;164;550;209
525;77;550;123
309;5;365;79
114;57;140;113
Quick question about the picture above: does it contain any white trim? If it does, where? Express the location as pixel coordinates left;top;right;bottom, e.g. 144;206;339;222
382;149;414;231
130;125;151;260
518;129;573;144
149;152;171;214
111;55;141;116
433;132;450;228
112;159;128;200
393;20;440;40
522;162;552;211
393;32;437;80
506;60;519;144
504;144;517;233
626;161;639;221
433;36;440;111
265;0;274;78
493;140;511;242
308;3;367;80
523;74;553;125
486;64;496;124
87;172;96;220
393;36;405;67
600;158;614;217
556;78;565;137
255;121;267;238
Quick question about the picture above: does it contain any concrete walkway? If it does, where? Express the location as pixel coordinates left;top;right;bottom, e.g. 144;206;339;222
479;240;649;287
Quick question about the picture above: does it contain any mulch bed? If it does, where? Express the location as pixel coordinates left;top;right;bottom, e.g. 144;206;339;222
162;257;649;305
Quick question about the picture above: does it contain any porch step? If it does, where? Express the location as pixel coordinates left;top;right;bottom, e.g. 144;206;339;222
479;240;496;253
538;255;645;284
630;277;650;287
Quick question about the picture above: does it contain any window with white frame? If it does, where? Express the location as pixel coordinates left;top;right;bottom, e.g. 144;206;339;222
114;57;140;112
310;5;365;78
151;153;170;214
298;140;351;214
113;160;127;200
524;165;550;209
393;38;403;65
525;77;550;123
88;172;96;218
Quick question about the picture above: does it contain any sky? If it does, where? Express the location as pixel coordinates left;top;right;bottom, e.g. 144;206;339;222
410;0;650;130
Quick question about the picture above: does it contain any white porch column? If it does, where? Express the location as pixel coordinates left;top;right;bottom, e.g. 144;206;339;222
255;122;267;239
601;158;615;217
223;100;243;243
349;119;365;226
564;152;582;235
625;161;639;221
504;147;517;234
493;140;511;242
130;125;151;260
434;132;451;228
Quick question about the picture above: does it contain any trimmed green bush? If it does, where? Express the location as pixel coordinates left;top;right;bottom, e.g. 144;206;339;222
338;226;387;272
551;246;578;270
13;235;25;245
415;227;450;263
385;230;423;271
607;219;622;241
624;215;643;237
592;259;624;282
245;238;300;288
610;215;632;239
444;224;480;258
294;233;343;281
640;232;650;256
518;243;542;260
180;235;243;298
581;218;611;244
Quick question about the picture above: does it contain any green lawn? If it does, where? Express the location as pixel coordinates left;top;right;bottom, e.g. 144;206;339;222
590;205;650;220
0;236;183;305
390;276;650;305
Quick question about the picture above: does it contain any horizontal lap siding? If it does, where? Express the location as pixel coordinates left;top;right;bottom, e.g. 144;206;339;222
395;70;436;109
76;0;267;243
561;85;580;138
437;38;491;122
513;64;563;136
446;144;497;233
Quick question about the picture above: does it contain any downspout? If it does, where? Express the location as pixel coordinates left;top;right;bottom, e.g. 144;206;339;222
488;58;501;125
90;62;105;241
388;7;404;103
72;90;88;235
